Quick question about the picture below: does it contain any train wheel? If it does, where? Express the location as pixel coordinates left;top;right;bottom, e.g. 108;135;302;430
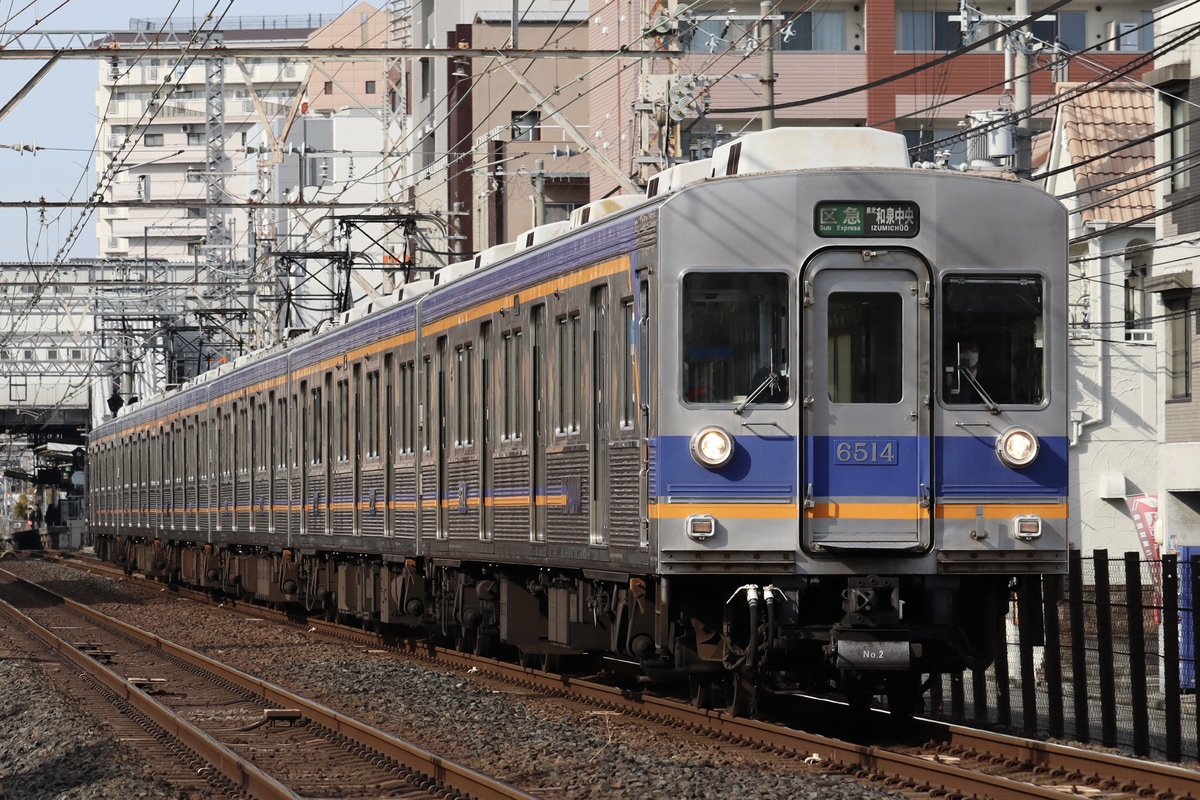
689;676;714;710
518;649;538;669
540;652;560;673
723;674;756;717
843;672;874;714
885;673;922;718
473;632;495;658
455;628;476;654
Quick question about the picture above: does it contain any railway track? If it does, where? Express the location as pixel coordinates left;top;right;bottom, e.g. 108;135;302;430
19;553;1200;800
0;565;539;800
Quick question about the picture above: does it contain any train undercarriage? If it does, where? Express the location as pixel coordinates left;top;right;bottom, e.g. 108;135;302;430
97;534;1008;717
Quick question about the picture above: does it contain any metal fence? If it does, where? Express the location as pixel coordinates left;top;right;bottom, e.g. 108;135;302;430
928;549;1198;763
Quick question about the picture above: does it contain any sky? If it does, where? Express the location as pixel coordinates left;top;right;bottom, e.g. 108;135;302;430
0;1;357;263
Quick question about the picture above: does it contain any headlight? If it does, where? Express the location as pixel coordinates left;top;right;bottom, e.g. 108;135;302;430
690;426;734;468
996;426;1039;469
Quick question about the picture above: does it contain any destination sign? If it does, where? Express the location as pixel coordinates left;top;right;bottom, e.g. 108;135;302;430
814;201;920;238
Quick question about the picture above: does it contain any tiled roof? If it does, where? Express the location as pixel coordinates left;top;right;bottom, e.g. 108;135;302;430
1056;83;1155;225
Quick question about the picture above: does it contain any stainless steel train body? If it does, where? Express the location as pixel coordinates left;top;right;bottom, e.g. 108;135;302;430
88;129;1068;713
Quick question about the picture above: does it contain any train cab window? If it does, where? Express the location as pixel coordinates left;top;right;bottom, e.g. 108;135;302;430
681;272;789;404
942;275;1045;406
827;292;902;403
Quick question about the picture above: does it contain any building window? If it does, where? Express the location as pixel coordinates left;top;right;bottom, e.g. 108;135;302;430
365;80;376;94
902;127;967;166
1031;11;1086;51
511;110;540;141
682;18;732;53
1124;266;1147;339
419;133;435;172
323;81;333;95
544;203;580;223
143;132;164;147
1167;92;1191;192
897;11;960;51
1168;301;1191;399
777;11;846;51
186;132;205;146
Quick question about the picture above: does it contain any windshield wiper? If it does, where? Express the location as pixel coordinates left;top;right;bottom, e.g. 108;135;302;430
958;366;1001;415
735;369;781;415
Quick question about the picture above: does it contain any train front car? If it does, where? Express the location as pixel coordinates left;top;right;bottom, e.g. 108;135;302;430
651;129;1068;714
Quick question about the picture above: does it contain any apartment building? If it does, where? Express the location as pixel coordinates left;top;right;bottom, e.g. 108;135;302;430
94;6;392;265
585;0;1157;198
1145;0;1200;551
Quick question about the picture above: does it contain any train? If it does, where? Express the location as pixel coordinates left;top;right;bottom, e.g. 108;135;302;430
87;127;1069;716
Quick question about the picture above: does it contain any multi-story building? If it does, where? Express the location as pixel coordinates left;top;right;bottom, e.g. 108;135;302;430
90;6;397;375
584;0;1158;198
1044;84;1160;554
1145;0;1200;551
406;1;588;256
96;15;328;263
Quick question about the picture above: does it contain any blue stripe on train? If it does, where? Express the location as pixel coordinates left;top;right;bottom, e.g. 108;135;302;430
651;434;1068;498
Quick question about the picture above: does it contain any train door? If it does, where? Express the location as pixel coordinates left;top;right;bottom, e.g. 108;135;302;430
353;363;363;536
384;354;395;537
299;382;309;537
590;285;609;547
480;323;494;541
802;250;932;553
436;336;449;539
530;305;547;542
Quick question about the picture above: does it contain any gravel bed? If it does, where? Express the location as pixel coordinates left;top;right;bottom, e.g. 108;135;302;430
2;555;912;800
0;625;178;799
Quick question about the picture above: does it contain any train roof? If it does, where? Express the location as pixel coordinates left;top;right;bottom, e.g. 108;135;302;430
94;127;989;432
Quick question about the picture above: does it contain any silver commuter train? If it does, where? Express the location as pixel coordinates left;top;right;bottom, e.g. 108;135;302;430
88;128;1068;715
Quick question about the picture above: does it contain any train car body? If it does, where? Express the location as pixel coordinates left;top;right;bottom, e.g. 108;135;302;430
88;128;1068;714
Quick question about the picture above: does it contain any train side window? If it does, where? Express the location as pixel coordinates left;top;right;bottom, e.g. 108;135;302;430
501;329;523;441
681;271;789;404
556;313;582;434
399;361;415;454
827;292;902;404
336;378;350;463
942;275;1045;406
455;343;475;447
365;369;380;458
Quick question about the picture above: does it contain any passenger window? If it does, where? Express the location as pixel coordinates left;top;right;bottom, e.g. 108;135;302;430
681;271;789;404
827;292;902;404
942;275;1045;406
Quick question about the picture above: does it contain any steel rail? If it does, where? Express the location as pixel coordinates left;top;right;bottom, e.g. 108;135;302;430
0;592;298;799
53;556;1200;800
2;567;541;800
